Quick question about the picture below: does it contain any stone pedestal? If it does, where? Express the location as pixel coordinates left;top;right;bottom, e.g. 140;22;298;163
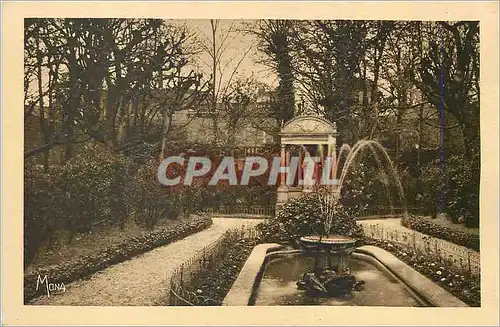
276;185;289;204
276;185;289;213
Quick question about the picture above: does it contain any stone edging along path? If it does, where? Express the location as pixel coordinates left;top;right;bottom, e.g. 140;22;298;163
24;216;213;303
223;244;468;307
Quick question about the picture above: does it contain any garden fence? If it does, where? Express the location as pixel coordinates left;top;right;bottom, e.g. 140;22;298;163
356;206;424;219
361;223;480;276
168;226;258;306
205;205;275;218
205;204;423;219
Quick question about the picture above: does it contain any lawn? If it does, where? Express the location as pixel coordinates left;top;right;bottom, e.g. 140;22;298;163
26;215;195;273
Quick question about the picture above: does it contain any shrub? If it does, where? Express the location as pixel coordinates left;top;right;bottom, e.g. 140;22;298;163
442;155;479;227
24;143;134;265
60;143;132;240
419;155;479;227
398;168;421;208
166;142;278;209
183;236;258;305
256;193;363;244
127;158;182;229
24;165;64;266
340;162;389;210
401;215;480;251
419;160;441;217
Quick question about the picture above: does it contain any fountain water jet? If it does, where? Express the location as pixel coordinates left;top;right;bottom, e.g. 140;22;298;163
296;140;408;297
336;140;407;216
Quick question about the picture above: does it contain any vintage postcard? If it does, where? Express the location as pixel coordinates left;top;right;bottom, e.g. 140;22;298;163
1;1;499;326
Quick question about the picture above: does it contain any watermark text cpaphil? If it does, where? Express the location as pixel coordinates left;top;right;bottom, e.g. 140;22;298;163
157;155;340;187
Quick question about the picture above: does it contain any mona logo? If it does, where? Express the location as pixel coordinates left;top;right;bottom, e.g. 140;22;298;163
36;275;66;297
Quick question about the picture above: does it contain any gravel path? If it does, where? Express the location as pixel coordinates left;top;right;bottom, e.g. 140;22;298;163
30;218;263;306
358;217;479;254
358;217;404;229
358;217;433;237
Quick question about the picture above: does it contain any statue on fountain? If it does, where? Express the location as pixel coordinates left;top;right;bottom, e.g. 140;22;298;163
296;235;365;297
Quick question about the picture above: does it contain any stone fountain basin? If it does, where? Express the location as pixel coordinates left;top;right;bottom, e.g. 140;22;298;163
299;235;357;252
222;244;468;307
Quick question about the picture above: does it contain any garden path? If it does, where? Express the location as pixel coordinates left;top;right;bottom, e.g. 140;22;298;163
360;217;479;235
359;217;404;229
30;218;263;306
358;217;479;254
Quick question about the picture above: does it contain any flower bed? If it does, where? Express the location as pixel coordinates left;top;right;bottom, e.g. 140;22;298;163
401;215;480;252
183;237;258;305
363;238;480;307
25;215;212;303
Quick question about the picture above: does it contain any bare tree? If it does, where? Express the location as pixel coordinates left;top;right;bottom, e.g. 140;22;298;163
218;76;266;149
24;19;204;163
194;19;252;146
289;20;369;144
415;21;480;163
158;70;209;160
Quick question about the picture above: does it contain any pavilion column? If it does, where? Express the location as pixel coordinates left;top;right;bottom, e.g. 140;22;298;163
277;143;289;207
280;144;286;187
298;150;303;187
316;143;328;187
286;148;291;185
328;136;337;182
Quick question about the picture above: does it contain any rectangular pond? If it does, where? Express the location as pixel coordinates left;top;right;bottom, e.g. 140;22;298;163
251;252;424;306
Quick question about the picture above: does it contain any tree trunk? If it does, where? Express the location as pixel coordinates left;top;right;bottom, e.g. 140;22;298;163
160;111;172;161
417;103;424;168
64;50;78;162
460;119;480;165
36;38;50;171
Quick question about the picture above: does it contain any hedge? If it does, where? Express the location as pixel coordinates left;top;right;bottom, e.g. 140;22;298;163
24;215;212;303
401;215;480;252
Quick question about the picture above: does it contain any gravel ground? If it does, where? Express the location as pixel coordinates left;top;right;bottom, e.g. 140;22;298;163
423;215;480;235
358;217;478;254
358;217;404;229
360;216;479;236
30;218;263;306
